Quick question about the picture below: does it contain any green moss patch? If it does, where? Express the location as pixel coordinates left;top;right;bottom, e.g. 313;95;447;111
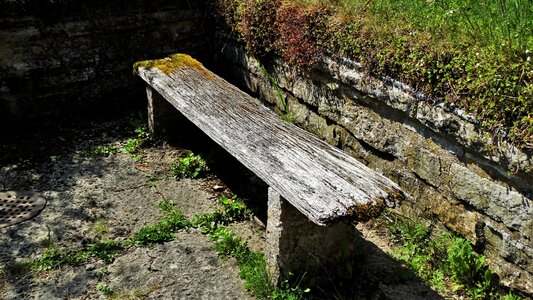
133;53;215;79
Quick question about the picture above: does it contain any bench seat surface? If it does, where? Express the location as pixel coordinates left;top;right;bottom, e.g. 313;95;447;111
138;65;402;225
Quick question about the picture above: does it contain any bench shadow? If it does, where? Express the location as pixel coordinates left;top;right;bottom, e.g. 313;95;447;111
309;227;445;299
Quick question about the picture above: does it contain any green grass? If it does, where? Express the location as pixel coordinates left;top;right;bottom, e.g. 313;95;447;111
335;0;532;54
29;239;124;271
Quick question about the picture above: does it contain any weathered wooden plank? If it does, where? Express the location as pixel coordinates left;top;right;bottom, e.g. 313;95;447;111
138;64;404;225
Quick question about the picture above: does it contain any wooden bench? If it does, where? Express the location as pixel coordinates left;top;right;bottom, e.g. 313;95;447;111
135;54;404;282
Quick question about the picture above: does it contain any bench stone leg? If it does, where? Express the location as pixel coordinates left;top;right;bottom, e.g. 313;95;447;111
147;86;182;136
266;187;357;285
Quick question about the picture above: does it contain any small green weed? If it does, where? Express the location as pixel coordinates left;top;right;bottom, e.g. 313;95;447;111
272;274;311;300
122;138;141;154
93;219;110;236
217;195;251;223
157;198;176;213
131;199;190;247
29;244;63;271
192;195;251;232
502;292;522;300
121;125;152;160
240;251;274;299
97;267;109;278
91;145;119;157
131;223;176;247
210;227;249;258
134;125;151;141
170;152;207;179
83;240;123;263
96;283;115;297
447;236;497;298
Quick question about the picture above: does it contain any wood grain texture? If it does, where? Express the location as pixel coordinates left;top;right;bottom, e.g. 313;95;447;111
138;65;404;225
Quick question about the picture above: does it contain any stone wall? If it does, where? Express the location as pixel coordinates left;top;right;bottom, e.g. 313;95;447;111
0;2;210;120
216;42;533;295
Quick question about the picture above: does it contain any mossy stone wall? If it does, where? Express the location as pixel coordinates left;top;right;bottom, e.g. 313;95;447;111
216;42;533;296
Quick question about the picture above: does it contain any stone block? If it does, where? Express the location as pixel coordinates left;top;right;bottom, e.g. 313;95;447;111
448;163;532;233
147;87;184;136
266;187;357;285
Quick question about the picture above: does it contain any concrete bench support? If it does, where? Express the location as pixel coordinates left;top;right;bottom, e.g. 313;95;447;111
266;187;357;284
147;86;183;136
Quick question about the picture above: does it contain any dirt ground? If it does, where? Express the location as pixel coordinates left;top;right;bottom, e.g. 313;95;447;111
0;111;444;299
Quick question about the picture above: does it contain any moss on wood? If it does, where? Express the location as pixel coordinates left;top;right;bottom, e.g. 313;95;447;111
133;53;214;79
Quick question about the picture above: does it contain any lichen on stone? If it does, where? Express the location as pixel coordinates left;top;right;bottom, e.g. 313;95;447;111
133;53;214;79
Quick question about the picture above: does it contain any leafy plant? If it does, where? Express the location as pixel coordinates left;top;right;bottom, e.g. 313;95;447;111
272;273;311;300
192;195;251;232
239;250;274;299
384;213;512;298
91;144;119;157
502;292;522;300
210;227;249;258
96;283;115;297
121;125;152;160
170;152;207;179
84;240;123;263
122;138;141;154
157;198;176;213
217;195;251;223
131;223;176;247
97;267;109;278
446;236;496;298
